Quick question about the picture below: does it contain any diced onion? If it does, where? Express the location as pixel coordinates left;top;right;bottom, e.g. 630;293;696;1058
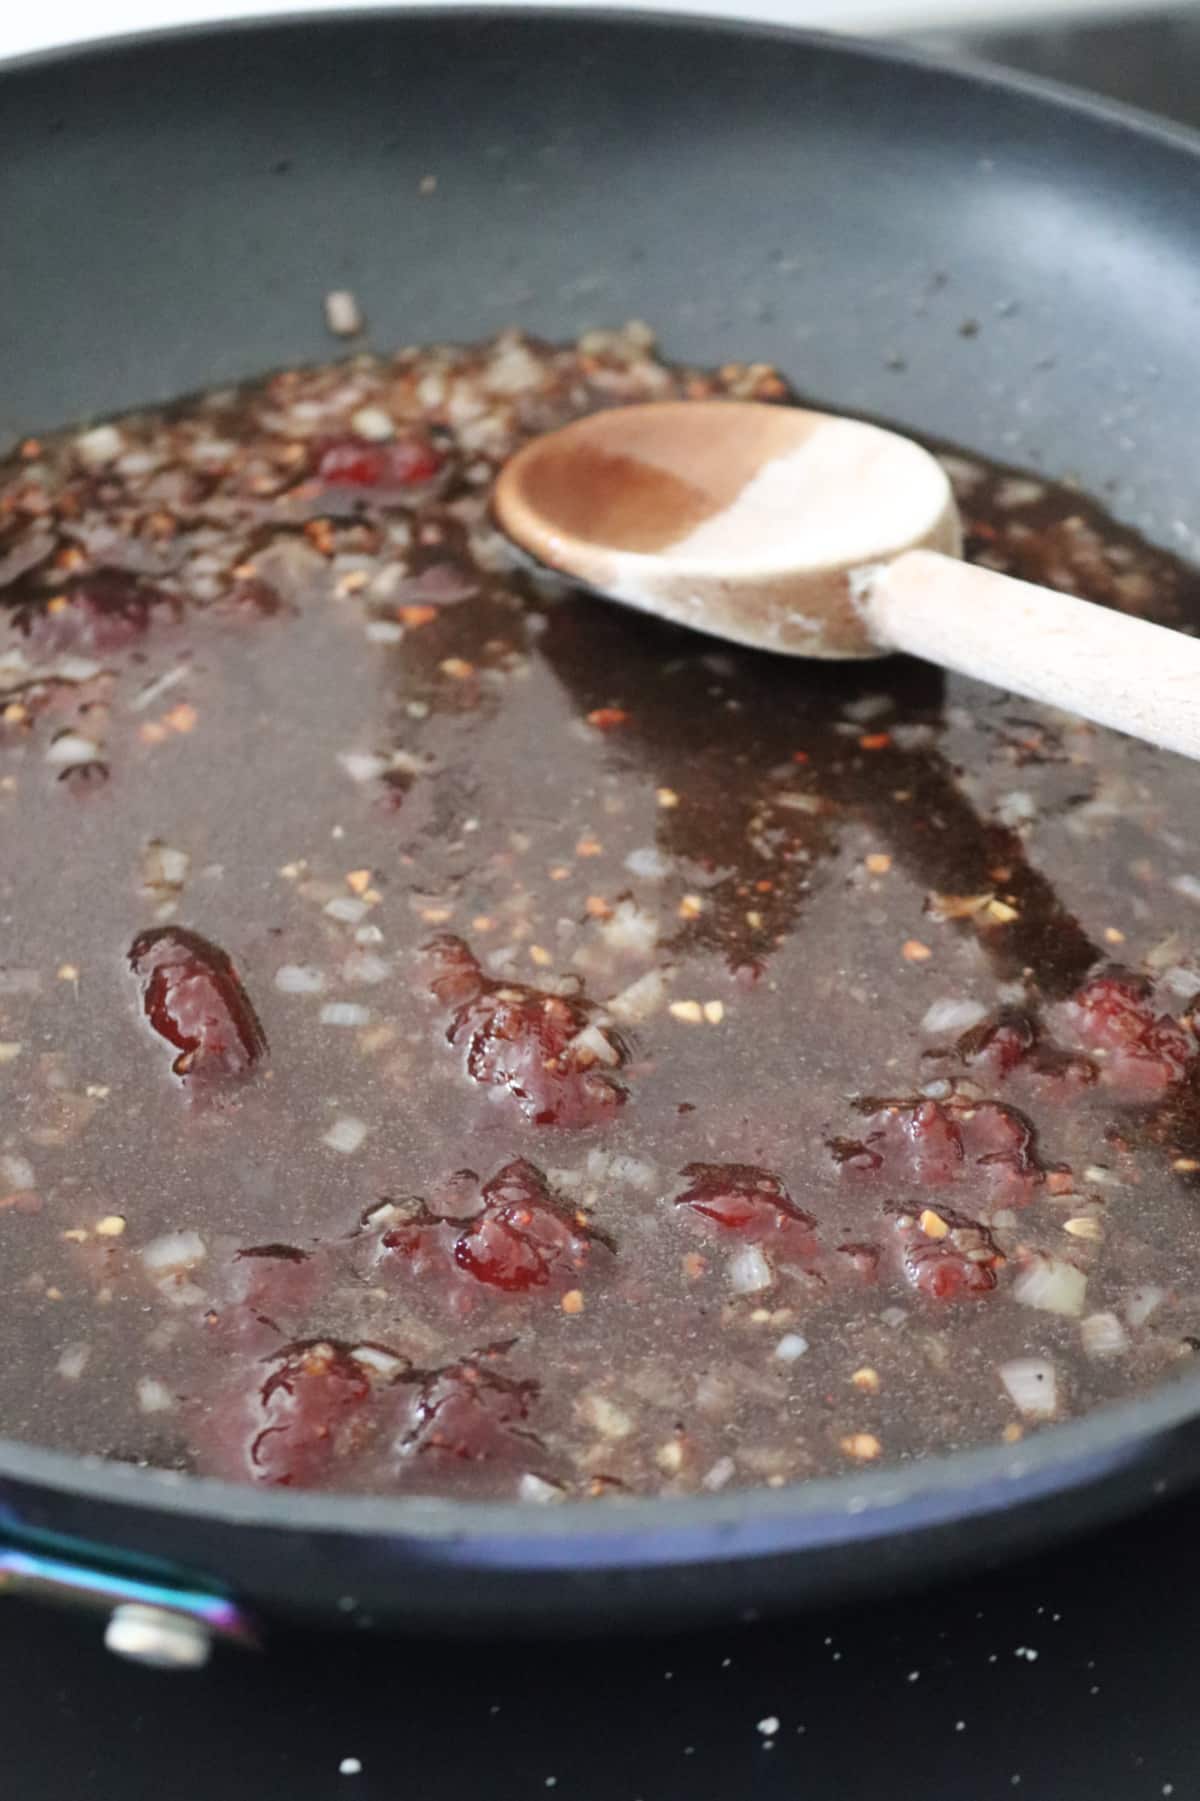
320;1002;371;1027
624;846;671;881
485;340;545;395
608;969;668;1024
1161;964;1200;999
45;732;102;766
350;406;394;441
842;692;892;724
74;423;125;467
55;657;104;684
599;899;659;956
701;1456;737;1492
142;1230;207;1274
323;1116;367;1154
324;289;363;336
1000;1358;1059;1418
921;997;988;1036
1125;1284;1166;1328
1013;1254;1087;1318
729;1246;772;1294
578;1393;634;1440
136;1378;175;1414
141;842;190;895
324;897;369;925
350;1344;405;1377
995;477;1046;510
518;1472;565;1504
0;1153;34;1191
56;1343;91;1382
338;750;389;785
1080;1311;1129;1359
774;1333;810;1362
275;964;327;995
995;791;1038;828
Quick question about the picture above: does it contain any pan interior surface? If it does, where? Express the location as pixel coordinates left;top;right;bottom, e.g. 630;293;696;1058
3;10;1200;1623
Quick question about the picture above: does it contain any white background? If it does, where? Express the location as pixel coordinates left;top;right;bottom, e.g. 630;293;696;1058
0;0;1167;65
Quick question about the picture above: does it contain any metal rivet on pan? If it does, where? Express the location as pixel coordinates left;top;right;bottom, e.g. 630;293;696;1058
103;1602;213;1670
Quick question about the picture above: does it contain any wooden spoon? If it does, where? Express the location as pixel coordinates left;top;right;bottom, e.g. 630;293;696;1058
493;400;1200;760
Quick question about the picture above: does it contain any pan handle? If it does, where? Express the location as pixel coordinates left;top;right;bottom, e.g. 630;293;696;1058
0;1544;258;1668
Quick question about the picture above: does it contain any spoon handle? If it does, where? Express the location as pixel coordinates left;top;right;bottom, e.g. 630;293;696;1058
867;548;1200;761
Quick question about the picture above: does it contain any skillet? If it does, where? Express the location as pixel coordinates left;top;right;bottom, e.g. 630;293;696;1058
3;6;1200;1653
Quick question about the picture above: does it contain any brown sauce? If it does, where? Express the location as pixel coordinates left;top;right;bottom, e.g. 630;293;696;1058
2;324;1200;1501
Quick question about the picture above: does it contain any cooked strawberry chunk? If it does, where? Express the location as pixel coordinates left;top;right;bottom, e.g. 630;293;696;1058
892;1206;1004;1300
315;435;443;490
17;571;177;655
835;1097;1044;1205
675;1163;822;1276
226;1341;378;1486
454;1159;601;1291
129;926;266;1084
395;1358;540;1463
419;935;627;1126
1054;966;1195;1098
376;1161;609;1301
675;1163;816;1243
456;988;625;1127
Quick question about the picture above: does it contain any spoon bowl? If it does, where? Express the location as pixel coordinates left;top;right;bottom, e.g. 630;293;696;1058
495;398;1200;762
494;400;961;657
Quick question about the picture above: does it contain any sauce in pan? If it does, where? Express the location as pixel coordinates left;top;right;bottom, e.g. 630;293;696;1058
3;323;1200;1501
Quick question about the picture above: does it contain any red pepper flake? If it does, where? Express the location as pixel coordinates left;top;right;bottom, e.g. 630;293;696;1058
902;939;933;963
163;703;198;735
399;605;438;629
859;732;892;752
791;750;810;764
587;707;630;730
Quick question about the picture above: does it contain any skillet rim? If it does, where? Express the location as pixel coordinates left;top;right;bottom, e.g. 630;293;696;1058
2;2;1200;1552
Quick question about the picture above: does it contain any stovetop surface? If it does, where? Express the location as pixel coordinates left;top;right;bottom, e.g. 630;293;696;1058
9;1486;1198;1800
7;12;1200;1797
